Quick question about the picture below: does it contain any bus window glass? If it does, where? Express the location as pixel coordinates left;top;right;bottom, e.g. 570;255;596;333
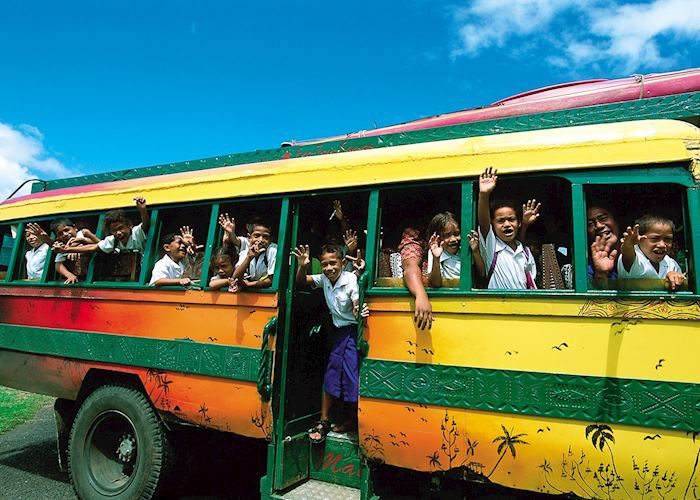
0;224;17;280
473;175;573;291
213;199;282;291
49;215;99;284
585;184;689;292
149;205;212;287
376;184;460;289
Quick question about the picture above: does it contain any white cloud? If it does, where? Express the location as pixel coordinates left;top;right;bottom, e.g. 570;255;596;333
0;122;75;199
452;0;700;74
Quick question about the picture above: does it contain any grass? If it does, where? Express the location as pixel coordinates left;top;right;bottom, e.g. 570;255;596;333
0;386;53;433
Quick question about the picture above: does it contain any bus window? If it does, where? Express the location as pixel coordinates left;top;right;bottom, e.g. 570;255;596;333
0;224;17;280
376;184;461;289
93;209;145;282
214;199;282;291
473;175;573;291
149;205;212;287
48;215;99;284
16;221;50;281
585;184;690;292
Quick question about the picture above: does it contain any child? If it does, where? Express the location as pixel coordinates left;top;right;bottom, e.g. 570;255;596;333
50;218;100;284
618;214;684;291
149;232;197;287
208;246;240;292
477;167;538;289
292;244;365;443
57;197;150;256
24;224;49;280
220;214;277;289
427;212;461;288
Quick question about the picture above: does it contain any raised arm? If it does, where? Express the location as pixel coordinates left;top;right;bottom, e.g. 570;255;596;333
467;230;486;280
53;241;100;254
478;167;497;237
55;261;78;284
218;213;241;250
134;196;150;233
26;223;54;247
620;224;644;272
427;233;443;288
333;200;351;234
291;244;315;287
518;199;541;241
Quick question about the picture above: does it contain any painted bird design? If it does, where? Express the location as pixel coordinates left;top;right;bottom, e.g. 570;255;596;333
551;342;569;350
644;434;662;440
655;359;665;369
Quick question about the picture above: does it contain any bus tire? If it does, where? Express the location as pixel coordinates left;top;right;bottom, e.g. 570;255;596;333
67;384;170;500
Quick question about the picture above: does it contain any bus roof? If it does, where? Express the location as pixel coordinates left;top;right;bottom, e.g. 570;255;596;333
2;119;699;223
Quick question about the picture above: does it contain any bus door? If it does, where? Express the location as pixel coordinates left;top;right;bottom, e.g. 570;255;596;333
271;193;369;492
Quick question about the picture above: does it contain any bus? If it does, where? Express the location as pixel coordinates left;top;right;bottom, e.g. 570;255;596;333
0;116;698;498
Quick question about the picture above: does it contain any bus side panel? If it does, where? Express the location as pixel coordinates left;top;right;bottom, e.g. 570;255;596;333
358;296;700;498
0;350;272;439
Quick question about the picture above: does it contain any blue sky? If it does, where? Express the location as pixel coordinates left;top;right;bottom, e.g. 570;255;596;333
1;0;699;197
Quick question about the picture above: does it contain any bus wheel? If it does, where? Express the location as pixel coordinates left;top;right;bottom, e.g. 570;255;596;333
68;384;170;500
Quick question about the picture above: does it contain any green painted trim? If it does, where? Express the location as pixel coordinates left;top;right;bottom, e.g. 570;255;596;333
571;184;588;292
364;191;380;292
360;359;700;432
0;323;265;382
688;187;700;294
459;181;474;291
272;198;291;291
84;213;105;284
5;222;23;283
200;203;220;288
310;434;362;488
37;91;700;192
138;208;160;285
39;239;53;284
563;165;695;186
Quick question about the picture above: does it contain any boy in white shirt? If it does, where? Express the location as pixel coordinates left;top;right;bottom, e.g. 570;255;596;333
292;244;366;443
618;214;684;291
477;167;538;289
24;225;49;280
219;214;277;290
149;233;195;287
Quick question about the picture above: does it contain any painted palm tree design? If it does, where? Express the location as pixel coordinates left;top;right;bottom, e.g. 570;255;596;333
487;425;529;478
585;423;631;499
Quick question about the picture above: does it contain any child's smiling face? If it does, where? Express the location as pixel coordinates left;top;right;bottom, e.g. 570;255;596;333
492;207;520;243
25;231;41;248
249;225;271;250
108;221;133;245
639;222;673;265
163;236;187;262
55;224;78;243
320;250;343;283
440;221;461;255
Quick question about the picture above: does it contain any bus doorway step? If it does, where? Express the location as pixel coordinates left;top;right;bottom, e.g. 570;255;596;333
274;479;360;500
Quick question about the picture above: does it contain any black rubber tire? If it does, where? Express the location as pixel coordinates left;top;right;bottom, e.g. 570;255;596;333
68;384;170;500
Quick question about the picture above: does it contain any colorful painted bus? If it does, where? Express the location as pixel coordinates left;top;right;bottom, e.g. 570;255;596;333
0;115;699;498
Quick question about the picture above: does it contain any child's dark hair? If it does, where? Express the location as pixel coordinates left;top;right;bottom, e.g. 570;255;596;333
320;244;345;260
489;199;521;221
426;212;459;238
210;245;239;269
50;218;75;233
636;214;675;235
246;217;273;235
161;232;180;245
103;209;131;230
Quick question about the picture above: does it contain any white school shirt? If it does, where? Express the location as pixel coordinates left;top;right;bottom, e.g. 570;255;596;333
479;226;537;289
25;243;49;280
55;230;86;263
236;237;277;281
426;250;461;279
310;271;359;327
98;223;147;253
149;255;185;285
617;245;681;279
